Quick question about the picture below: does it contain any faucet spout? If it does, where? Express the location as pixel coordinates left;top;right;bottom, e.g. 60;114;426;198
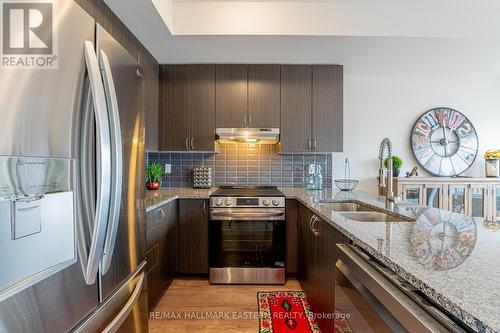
378;138;393;188
378;138;400;203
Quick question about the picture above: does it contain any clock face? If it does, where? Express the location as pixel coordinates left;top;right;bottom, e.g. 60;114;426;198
411;108;478;176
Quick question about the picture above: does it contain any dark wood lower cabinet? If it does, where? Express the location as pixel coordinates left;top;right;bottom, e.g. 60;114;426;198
146;200;178;310
286;199;298;275
159;201;178;292
178;199;209;274
297;203;349;333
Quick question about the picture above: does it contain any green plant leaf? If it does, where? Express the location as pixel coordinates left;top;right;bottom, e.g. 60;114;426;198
145;163;165;182
384;156;403;169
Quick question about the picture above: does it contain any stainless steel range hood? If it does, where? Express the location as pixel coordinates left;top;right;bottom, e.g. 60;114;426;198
216;128;280;144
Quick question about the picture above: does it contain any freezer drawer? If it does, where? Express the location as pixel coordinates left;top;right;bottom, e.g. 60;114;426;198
72;262;148;333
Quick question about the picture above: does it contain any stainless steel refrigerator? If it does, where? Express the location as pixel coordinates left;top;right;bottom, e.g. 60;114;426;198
0;1;147;332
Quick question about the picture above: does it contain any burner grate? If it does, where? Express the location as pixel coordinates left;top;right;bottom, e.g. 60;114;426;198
212;186;283;197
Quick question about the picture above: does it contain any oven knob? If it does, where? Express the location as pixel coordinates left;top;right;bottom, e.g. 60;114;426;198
272;199;280;206
216;199;223;206
225;199;233;206
263;199;270;206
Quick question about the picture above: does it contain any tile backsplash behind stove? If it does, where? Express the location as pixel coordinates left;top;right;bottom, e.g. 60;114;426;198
147;143;333;188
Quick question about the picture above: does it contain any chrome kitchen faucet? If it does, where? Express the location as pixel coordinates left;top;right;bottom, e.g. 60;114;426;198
378;138;400;203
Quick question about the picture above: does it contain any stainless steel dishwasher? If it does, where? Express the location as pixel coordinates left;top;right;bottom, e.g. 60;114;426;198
335;244;471;333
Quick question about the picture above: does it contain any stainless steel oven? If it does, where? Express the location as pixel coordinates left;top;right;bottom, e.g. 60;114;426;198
209;186;286;284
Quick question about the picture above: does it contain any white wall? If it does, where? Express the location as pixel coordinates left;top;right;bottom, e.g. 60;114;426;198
335;75;500;193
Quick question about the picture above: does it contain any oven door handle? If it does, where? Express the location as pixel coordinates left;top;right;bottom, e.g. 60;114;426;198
210;209;285;220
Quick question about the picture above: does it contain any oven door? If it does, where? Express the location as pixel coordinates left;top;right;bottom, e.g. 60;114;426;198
209;208;286;284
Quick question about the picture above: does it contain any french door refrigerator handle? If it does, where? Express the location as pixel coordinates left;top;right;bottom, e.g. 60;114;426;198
101;272;145;333
81;40;112;284
99;49;124;274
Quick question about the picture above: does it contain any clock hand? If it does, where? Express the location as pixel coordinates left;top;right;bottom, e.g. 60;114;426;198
442;125;449;157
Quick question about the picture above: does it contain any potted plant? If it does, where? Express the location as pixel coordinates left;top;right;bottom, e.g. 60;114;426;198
145;163;164;190
385;156;403;177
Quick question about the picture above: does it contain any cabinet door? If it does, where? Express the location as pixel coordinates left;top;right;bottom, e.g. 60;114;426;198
297;205;315;298
285;200;298;275
449;185;468;215
158;201;178;291
248;64;280;128
312;65;343;152
493;185;500;222
313;217;336;332
142;52;159;151
147;265;159;310
189;65;216;151
216;65;248;128
159;65;190;150
402;185;423;205
424;185;443;209
469;184;487;218
178;199;209;274
280;65;312;152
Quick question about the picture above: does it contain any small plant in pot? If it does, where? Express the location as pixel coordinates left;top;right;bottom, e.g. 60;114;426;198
384;156;403;177
145;163;164;190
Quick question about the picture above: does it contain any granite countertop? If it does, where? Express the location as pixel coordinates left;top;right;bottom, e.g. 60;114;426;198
283;188;499;333
144;188;216;211
144;187;500;332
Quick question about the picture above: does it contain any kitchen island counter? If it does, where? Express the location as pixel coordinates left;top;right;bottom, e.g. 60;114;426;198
283;188;498;333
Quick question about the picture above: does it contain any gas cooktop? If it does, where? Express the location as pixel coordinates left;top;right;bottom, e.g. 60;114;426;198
211;185;284;197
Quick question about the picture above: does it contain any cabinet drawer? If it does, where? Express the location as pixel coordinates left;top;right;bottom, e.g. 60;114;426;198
147;265;160;310
146;244;159;272
146;209;159;231
146;224;160;251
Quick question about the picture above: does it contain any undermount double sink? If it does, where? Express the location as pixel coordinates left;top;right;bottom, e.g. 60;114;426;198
318;201;414;223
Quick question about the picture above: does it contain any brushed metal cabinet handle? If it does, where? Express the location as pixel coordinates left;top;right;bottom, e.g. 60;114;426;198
307;138;312;151
190;137;195;150
185;136;190;150
309;215;315;232
313;138;317;151
312;216;320;237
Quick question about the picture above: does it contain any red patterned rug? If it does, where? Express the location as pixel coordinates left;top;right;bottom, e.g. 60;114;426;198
257;291;320;333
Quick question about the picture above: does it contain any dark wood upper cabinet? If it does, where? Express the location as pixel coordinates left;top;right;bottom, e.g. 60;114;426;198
159;65;216;151
280;65;343;153
189;65;216;151
248;65;280;128
216;64;248;128
280;65;312;152
160;65;190;151
141;51;159;151
312;65;343;152
158;64;342;152
178;199;209;274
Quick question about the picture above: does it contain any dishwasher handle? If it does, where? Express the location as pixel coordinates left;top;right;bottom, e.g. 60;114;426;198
336;244;467;333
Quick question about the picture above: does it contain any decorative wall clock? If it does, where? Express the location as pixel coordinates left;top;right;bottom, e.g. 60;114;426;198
411;108;478;177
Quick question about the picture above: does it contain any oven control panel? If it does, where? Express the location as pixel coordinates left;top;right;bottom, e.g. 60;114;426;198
210;196;285;208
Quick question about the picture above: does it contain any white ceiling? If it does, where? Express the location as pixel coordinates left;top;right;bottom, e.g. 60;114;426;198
104;0;500;77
